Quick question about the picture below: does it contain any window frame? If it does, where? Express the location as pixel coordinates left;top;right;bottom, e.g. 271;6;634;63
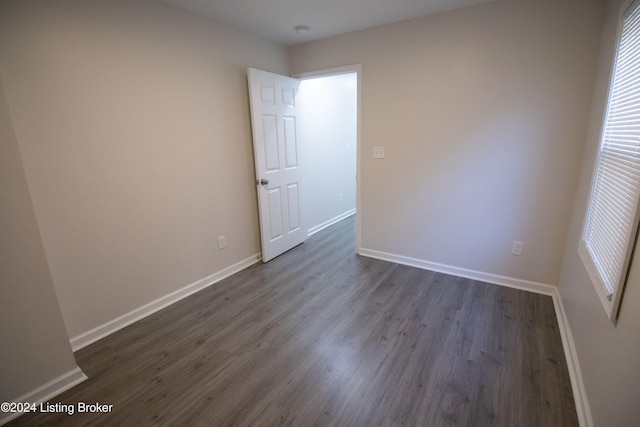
579;0;640;322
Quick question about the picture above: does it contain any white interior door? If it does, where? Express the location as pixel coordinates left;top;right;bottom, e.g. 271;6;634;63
248;68;307;262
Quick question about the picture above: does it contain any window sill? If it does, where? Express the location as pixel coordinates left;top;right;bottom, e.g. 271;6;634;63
578;242;617;322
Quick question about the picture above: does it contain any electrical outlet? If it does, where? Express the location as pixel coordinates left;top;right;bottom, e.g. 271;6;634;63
339;193;343;202
373;146;385;159
218;235;226;250
511;241;524;256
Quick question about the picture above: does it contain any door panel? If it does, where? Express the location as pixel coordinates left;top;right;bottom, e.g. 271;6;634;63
287;183;301;232
283;116;298;168
261;115;279;171
267;188;283;241
248;68;307;262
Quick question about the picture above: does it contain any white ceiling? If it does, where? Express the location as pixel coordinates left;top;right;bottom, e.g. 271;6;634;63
159;0;495;46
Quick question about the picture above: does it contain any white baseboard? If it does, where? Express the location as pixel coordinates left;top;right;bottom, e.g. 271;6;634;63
70;253;261;351
549;289;593;427
359;247;591;426
0;367;87;426
359;248;557;295
308;209;356;236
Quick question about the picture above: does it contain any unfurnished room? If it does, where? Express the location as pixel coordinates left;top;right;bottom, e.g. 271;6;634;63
1;0;639;426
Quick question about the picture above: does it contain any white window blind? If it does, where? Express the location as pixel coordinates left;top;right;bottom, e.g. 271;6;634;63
579;0;640;321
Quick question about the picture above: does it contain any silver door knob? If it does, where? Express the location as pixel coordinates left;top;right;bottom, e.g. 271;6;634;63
260;178;269;185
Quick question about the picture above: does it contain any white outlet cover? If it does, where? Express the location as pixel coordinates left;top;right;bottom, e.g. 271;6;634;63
373;146;385;159
511;241;524;256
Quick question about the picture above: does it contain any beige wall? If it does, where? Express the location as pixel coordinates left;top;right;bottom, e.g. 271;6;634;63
291;0;604;285
558;0;640;425
0;0;289;339
0;76;78;402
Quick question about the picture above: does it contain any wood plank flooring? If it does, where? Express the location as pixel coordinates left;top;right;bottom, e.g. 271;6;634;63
9;216;577;426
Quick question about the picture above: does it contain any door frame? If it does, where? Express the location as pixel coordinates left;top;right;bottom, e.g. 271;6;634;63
294;64;362;254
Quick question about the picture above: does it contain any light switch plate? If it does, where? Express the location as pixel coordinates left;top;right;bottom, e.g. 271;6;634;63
373;146;385;159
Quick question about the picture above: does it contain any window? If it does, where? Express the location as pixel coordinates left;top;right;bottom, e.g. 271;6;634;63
579;0;640;322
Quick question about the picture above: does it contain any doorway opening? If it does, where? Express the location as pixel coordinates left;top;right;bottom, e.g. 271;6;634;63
297;66;360;251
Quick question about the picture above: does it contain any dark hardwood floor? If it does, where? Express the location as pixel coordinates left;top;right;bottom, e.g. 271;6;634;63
9;216;577;426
